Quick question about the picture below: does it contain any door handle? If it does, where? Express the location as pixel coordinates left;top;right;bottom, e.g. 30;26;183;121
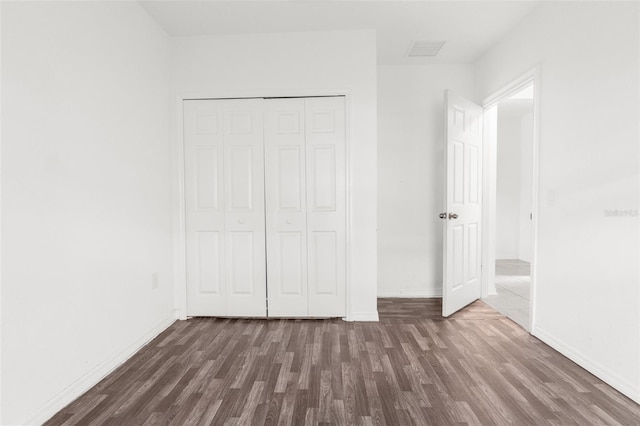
448;213;458;220
439;213;447;219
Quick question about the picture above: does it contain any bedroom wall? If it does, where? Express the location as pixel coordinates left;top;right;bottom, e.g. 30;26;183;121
1;2;174;423
475;1;640;402
377;64;474;297
171;30;378;320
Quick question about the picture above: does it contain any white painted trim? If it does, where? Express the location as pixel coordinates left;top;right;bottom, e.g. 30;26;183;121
638;3;640;398
529;68;542;334
496;253;520;260
174;89;353;320
481;65;541;334
481;105;497;298
534;327;640;404
0;3;3;422
174;97;188;320
23;313;177;426
483;69;538;109
347;311;380;322
377;289;442;298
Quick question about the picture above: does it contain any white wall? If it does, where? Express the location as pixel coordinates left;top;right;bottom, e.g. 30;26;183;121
171;30;378;320
377;65;474;297
1;2;174;424
496;104;523;259
518;112;534;262
495;101;533;260
476;1;640;402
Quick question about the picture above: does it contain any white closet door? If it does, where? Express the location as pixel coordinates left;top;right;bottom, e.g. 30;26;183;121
222;99;266;316
185;99;266;317
264;99;308;316
184;100;226;316
305;97;346;317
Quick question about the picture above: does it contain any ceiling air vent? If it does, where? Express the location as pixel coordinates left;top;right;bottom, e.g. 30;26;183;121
407;40;446;57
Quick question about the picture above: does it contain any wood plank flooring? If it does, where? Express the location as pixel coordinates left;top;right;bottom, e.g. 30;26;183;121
45;299;640;425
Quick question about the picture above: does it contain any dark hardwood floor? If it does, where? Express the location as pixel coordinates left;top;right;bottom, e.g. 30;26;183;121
45;299;640;425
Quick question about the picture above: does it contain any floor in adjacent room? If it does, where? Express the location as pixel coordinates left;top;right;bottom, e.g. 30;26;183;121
483;259;531;330
45;298;640;425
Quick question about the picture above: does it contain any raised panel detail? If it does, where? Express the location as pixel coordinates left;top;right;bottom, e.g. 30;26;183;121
467;223;479;281
453;106;465;131
312;232;338;295
468;145;479;204
311;111;335;133
196;114;218;134
469;113;479;135
230;112;252;134
230;232;253;294
196;231;221;294
452;225;464;290
312;146;336;211
195;146;219;210
229;146;253;210
277;112;301;134
278;147;303;211
453;141;464;205
278;233;304;295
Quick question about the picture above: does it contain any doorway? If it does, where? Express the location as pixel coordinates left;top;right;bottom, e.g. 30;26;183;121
481;73;538;331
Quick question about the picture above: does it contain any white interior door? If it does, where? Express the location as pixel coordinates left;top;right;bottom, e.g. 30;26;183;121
184;98;266;317
442;90;483;317
264;98;308;316
305;97;346;317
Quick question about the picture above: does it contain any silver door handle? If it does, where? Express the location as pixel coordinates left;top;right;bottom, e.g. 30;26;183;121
439;213;447;219
448;213;458;220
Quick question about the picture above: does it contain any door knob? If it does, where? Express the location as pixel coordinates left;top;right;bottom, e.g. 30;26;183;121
439;213;447;219
448;213;458;220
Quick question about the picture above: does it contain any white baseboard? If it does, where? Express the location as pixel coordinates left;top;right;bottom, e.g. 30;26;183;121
347;311;379;322
534;326;640;404
377;288;442;298
496;254;520;260
23;313;177;425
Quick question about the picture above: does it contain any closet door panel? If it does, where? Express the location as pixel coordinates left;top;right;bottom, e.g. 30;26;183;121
184;100;226;316
305;97;346;317
264;98;308;317
223;99;267;317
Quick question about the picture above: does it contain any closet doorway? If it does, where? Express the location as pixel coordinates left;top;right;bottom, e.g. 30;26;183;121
183;96;347;318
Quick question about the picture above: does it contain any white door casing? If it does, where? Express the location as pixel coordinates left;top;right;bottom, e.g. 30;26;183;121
442;90;483;317
184;99;267;317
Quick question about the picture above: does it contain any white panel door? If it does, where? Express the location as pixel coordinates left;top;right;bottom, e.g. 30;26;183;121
185;99;266;317
223;99;267;317
442;90;483;317
184;100;226;316
305;97;346;317
264;98;308;316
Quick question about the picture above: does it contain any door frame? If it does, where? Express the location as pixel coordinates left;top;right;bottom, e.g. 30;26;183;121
173;89;353;321
480;66;540;333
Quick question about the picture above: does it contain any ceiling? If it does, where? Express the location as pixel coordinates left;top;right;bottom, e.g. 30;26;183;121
139;1;539;65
